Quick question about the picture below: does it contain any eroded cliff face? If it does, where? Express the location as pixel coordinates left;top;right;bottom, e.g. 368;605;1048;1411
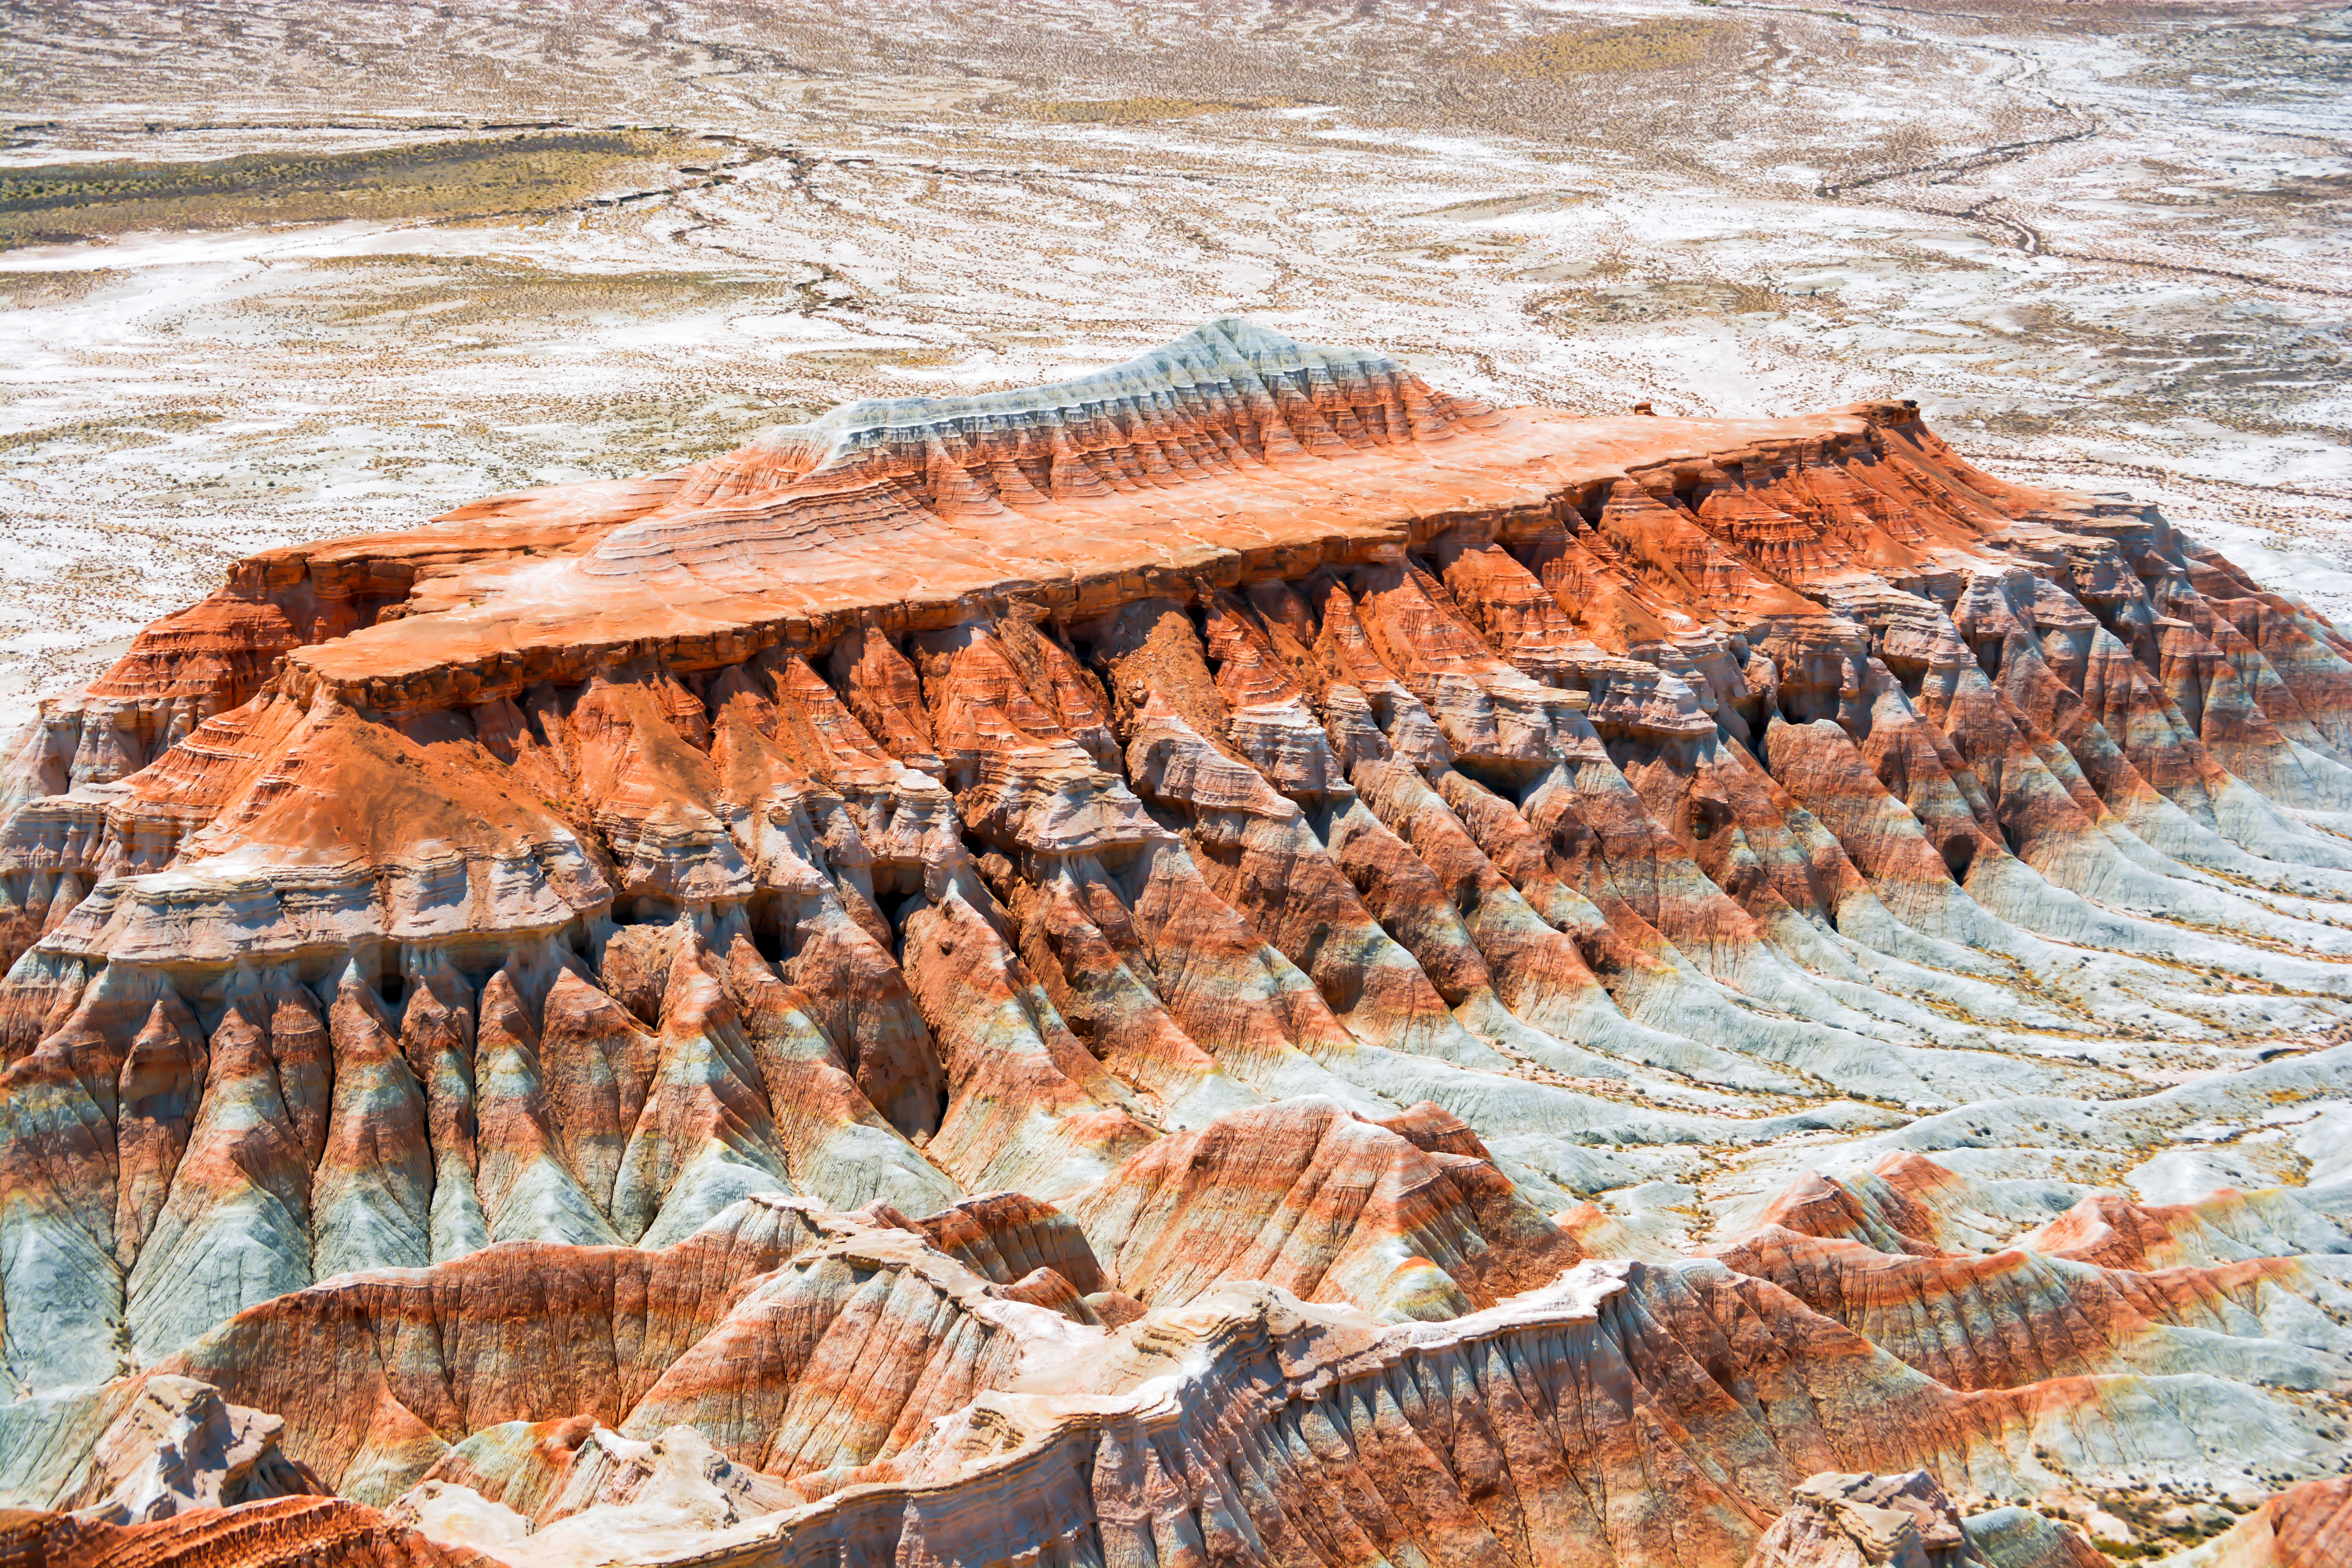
2;319;2348;1567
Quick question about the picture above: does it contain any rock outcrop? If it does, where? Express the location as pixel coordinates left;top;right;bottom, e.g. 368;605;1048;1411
0;1497;491;1568
0;1375;326;1525
2150;1479;2352;1568
1742;1471;1987;1568
4;318;2350;1564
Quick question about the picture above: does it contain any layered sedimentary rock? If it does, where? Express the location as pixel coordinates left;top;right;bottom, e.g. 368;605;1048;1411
2150;1478;2352;1568
0;1497;490;1568
1742;1471;1993;1568
4;318;2349;1563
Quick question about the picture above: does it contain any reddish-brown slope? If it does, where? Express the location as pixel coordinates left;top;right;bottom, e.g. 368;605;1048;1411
5;319;2352;1568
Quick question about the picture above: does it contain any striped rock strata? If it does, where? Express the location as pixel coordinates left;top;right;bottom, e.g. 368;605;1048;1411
2146;1479;2351;1568
0;1497;490;1568
3;318;2350;1564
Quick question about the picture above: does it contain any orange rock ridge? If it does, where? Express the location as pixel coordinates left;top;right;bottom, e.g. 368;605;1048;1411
4;318;2351;1566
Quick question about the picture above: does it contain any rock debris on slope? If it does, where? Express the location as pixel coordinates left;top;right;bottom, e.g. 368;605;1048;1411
1;318;2348;1566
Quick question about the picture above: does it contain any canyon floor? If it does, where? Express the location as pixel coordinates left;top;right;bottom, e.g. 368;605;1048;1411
1;4;2349;1568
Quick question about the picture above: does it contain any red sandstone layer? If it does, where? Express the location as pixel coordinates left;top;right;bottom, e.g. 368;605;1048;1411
3;319;2349;1567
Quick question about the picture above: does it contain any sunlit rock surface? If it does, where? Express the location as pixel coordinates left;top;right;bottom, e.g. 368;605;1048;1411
3;319;2347;1565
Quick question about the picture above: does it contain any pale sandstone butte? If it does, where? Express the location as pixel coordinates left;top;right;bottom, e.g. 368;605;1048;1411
4;318;2351;1566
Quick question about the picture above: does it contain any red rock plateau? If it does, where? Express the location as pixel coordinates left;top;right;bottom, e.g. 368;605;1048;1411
2;319;2348;1565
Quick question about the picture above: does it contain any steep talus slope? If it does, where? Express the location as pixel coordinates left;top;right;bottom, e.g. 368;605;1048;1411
3;318;2348;1564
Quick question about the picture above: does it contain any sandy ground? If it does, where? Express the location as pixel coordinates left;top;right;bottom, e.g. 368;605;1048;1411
1;0;2347;728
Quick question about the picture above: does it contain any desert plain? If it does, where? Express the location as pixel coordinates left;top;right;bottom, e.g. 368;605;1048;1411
0;4;2348;1567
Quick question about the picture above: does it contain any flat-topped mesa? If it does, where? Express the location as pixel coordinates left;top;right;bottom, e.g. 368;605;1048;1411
11;316;2352;1464
15;319;2123;742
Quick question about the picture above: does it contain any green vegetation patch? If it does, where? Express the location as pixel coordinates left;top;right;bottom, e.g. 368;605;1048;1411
0;130;701;250
783;347;959;375
285;254;786;334
1024;97;1283;124
1475;18;1726;79
0;410;222;455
